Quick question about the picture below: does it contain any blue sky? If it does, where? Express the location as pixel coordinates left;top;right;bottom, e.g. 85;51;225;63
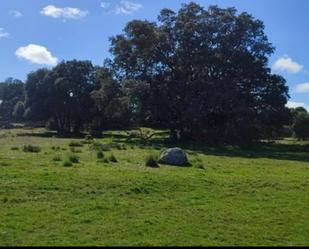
0;0;308;109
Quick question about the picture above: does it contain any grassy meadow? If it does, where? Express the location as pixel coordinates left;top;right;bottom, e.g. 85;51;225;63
0;127;308;246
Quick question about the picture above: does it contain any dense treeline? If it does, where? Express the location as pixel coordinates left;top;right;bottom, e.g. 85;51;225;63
0;2;308;143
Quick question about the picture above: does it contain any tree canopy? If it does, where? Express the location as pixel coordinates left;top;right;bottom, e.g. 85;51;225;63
0;78;25;122
110;2;290;143
0;2;293;144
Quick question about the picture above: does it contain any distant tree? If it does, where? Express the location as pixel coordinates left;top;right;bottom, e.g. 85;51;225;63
110;2;290;144
47;60;96;135
12;101;25;122
24;68;51;122
25;60;96;136
90;67;132;133
290;107;309;140
0;78;25;122
291;107;308;116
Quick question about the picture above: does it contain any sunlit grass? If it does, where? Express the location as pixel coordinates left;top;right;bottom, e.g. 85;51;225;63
0;128;308;246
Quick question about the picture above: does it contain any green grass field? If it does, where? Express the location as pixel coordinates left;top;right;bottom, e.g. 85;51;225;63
0;128;308;246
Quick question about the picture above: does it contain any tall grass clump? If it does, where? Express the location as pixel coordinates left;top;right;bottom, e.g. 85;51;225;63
69;141;83;147
145;155;159;168
97;151;104;159
63;160;73;167
68;154;80;164
23;145;41;153
109;154;118;163
52;155;62;162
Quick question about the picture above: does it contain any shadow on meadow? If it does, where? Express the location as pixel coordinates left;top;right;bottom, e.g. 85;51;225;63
16;131;87;139
13;129;309;163
109;132;309;163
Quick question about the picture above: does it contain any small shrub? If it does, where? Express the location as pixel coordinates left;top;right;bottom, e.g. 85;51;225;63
109;154;118;163
11;147;19;151
69;154;80;164
145;155;159;168
53;155;62;162
63;160;73;167
97;151;104;159
23;145;41;153
69;141;83;147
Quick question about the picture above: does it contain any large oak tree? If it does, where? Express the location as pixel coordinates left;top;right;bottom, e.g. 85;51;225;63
109;2;290;144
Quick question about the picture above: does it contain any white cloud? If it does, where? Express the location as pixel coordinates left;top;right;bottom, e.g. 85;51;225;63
10;10;23;18
286;101;309;111
0;28;9;39
273;56;303;73
101;2;111;9
295;83;309;93
115;1;142;15
16;44;58;66
40;5;88;20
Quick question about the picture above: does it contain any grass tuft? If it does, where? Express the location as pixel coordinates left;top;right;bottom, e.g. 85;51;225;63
51;146;61;151
52;155;62;162
97;151;104;159
68;154;80;164
145;155;159;168
109;154;118;163
22;145;41;153
63;160;73;167
69;141;84;147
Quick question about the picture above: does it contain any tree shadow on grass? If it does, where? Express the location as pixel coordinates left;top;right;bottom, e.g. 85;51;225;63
191;143;309;163
14;128;309;163
115;135;309;163
16;131;87;139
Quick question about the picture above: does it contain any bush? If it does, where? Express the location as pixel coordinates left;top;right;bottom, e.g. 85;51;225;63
97;151;104;159
69;141;84;147
11;147;19;151
63;160;73;167
23;145;41;153
68;154;80;164
145;155;159;168
109;154;118;163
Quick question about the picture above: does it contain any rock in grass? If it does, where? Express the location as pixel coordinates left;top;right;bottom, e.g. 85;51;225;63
158;147;189;166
